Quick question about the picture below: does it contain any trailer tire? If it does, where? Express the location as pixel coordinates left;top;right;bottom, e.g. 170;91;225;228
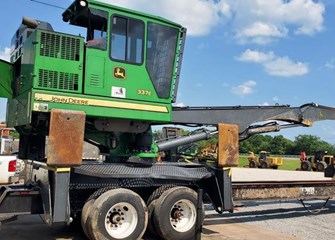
153;187;203;240
81;199;95;239
249;160;257;168
87;188;148;240
145;186;174;239
145;199;161;239
316;161;327;172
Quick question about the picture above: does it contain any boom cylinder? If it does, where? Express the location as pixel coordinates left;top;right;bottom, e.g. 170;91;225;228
157;130;217;151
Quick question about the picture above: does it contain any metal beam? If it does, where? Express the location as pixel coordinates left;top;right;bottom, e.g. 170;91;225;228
172;103;335;139
232;181;335;201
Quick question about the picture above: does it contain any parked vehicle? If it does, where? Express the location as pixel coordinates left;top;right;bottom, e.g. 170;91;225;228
1;1;335;239
300;151;335;172
248;151;283;169
0;128;19;184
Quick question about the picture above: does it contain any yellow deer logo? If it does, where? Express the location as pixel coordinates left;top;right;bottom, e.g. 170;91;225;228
113;67;126;80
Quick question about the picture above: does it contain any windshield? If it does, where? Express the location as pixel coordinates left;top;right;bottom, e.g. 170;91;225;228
146;23;179;99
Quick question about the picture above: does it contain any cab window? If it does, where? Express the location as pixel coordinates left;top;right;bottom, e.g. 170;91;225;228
86;9;108;50
110;16;144;64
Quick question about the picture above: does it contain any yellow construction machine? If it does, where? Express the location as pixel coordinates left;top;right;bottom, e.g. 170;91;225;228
248;151;283;169
301;151;335;172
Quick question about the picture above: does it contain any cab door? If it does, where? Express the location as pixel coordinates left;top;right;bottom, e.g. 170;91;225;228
83;8;109;97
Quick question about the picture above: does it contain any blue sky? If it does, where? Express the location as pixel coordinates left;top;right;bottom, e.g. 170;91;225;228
1;0;335;143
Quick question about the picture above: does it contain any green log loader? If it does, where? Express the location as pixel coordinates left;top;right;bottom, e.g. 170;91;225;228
1;1;335;239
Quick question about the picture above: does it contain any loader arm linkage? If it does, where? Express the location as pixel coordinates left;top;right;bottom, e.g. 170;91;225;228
172;103;335;140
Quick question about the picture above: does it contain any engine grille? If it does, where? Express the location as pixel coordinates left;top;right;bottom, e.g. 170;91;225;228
40;32;80;61
38;69;79;91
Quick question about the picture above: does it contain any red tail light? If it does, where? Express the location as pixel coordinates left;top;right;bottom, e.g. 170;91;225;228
8;160;17;172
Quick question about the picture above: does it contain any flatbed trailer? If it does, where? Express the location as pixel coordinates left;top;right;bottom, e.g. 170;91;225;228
233;180;335;201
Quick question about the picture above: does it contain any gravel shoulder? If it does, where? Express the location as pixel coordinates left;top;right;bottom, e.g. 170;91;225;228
208;199;335;240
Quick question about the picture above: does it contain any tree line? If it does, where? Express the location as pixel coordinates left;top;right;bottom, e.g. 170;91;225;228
240;134;335;155
155;129;335;155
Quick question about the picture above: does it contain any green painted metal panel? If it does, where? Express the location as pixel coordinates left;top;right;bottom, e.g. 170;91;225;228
33;30;85;94
18;30;85;96
32;90;171;123
8;1;184;127
84;50;106;93
0;60;13;99
18;31;37;95
82;10;175;106
6;91;32;127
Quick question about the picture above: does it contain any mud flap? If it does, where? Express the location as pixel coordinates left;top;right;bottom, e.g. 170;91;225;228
0;59;13;99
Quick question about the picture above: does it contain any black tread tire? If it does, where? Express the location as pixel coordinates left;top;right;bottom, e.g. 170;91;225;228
249;160;257;168
153;187;204;240
145;185;174;239
301;161;312;171
316;161;327;172
145;199;162;239
86;188;148;240
147;185;174;204
272;165;278;169
260;161;269;169
81;199;95;239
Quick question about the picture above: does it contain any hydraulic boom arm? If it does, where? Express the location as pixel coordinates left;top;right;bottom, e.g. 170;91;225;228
172;103;335;140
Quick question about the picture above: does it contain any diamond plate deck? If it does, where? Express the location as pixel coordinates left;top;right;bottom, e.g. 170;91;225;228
73;162;212;181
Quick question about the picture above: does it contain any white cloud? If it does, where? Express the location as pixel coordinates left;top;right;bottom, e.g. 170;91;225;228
0;47;10;61
264;57;308;77
98;0;230;36
236;49;274;63
259;102;270;106
236;22;288;45
325;58;335;69
173;102;186;107
237;49;308;77
231;80;256;96
228;0;325;44
98;0;324;43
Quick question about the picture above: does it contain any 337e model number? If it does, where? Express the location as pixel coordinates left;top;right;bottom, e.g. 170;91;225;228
137;89;152;96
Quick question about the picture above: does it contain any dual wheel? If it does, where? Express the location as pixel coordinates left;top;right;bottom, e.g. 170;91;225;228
81;187;202;240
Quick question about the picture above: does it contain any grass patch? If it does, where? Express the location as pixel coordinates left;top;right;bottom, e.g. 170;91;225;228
238;156;300;171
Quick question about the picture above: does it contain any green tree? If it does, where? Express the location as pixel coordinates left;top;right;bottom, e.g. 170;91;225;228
239;139;253;153
292;134;334;155
269;135;293;155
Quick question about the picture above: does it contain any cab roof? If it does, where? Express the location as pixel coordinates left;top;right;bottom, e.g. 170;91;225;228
63;0;183;29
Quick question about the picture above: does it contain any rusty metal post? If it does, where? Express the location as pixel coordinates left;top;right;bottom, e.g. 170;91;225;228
217;123;239;167
47;109;86;167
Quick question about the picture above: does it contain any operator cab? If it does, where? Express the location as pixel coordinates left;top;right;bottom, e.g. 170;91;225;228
62;0;186;104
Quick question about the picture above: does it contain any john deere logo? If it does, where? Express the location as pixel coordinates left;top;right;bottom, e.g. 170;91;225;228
113;67;126;80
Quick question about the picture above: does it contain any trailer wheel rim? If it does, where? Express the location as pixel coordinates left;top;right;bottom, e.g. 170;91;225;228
169;199;196;232
105;202;138;239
